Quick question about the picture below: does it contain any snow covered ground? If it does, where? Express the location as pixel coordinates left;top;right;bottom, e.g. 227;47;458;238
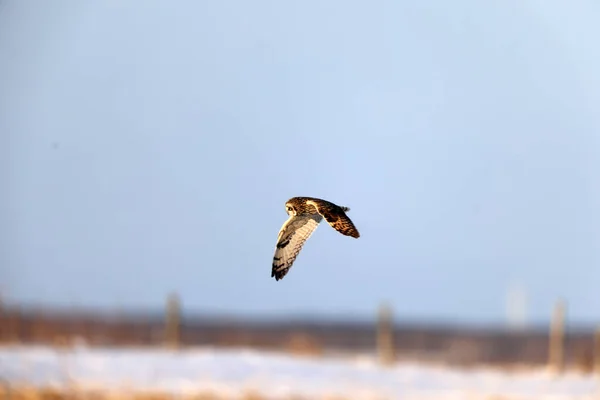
0;345;598;399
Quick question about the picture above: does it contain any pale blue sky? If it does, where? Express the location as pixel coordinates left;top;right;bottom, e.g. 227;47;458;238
1;1;599;325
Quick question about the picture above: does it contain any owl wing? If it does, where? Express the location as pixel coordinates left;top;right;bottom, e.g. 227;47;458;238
306;200;360;238
272;213;323;281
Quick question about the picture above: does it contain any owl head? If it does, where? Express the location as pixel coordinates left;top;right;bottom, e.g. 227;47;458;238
285;202;296;216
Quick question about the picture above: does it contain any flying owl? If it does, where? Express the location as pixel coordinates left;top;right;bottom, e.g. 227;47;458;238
271;196;360;281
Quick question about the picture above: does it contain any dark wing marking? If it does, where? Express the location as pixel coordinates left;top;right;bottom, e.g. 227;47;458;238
271;214;323;281
307;200;360;238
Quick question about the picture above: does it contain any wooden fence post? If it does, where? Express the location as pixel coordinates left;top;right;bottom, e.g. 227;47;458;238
165;293;181;349
0;295;4;343
377;303;395;366
548;299;566;373
8;306;20;344
594;327;600;376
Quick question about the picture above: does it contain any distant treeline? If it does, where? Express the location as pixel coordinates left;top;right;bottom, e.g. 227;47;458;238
0;303;596;370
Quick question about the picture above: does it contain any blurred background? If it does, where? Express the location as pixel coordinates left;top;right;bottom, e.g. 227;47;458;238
1;1;599;397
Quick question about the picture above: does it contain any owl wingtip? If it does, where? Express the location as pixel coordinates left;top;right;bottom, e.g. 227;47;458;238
272;266;287;281
273;273;284;281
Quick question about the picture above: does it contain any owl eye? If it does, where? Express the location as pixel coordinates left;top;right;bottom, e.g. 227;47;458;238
286;206;294;212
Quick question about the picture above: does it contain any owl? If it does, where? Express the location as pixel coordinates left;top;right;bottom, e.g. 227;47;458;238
271;196;360;281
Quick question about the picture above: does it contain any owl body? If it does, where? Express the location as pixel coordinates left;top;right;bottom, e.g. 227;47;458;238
271;196;360;281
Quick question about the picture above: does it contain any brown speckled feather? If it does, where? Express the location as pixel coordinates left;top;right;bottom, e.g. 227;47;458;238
305;199;360;238
271;196;360;281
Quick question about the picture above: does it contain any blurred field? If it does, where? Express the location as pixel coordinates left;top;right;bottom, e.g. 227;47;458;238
1;301;599;400
1;345;599;400
3;386;591;400
3;386;265;400
1;303;598;371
